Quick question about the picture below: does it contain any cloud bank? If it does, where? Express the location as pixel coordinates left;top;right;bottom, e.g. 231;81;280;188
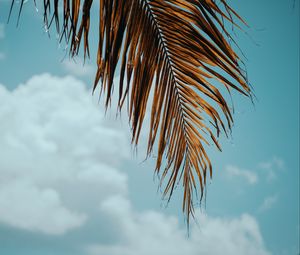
87;195;271;255
0;74;271;254
0;74;129;234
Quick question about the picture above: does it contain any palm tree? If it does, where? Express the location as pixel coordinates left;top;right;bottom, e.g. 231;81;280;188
8;0;251;224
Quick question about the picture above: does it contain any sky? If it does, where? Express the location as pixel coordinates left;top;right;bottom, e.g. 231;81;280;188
0;1;299;255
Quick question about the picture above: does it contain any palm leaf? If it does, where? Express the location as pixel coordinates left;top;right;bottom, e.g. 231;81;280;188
9;0;251;224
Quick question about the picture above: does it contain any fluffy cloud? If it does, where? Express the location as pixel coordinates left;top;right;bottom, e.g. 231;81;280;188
87;195;271;255
225;165;258;184
0;74;129;234
0;180;86;235
62;58;95;77
0;74;271;255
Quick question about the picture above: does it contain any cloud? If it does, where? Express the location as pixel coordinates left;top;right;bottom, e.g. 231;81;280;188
0;180;86;235
225;165;258;184
87;195;271;255
258;157;285;181
258;195;278;213
0;74;129;235
62;58;95;77
0;74;271;255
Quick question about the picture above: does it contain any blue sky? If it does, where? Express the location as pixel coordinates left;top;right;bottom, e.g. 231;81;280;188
0;1;299;255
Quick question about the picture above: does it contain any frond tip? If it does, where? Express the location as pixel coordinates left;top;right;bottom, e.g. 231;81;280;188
9;0;252;224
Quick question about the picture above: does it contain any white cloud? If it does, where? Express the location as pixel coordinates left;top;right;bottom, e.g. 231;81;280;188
258;157;285;181
0;74;129;235
87;195;271;255
0;73;272;255
0;180;86;235
258;195;278;213
0;23;5;39
62;58;95;77
225;165;258;184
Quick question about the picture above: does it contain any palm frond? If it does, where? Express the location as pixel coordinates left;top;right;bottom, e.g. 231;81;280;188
9;0;251;224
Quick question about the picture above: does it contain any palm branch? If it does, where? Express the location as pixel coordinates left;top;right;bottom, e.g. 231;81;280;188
9;0;251;224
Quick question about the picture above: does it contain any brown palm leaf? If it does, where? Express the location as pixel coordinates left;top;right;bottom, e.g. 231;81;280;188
9;0;251;224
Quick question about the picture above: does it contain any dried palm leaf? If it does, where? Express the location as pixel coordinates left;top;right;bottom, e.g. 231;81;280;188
9;0;251;224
